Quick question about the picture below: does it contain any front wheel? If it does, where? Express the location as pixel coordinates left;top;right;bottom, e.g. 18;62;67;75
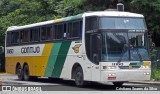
74;67;86;87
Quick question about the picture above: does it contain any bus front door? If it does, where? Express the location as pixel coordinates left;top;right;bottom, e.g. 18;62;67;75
90;34;101;81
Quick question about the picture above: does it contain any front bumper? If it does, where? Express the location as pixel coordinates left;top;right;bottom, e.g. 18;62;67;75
101;69;151;83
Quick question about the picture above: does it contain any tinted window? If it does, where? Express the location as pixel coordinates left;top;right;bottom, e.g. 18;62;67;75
71;21;80;38
41;26;52;41
20;30;30;43
85;17;98;31
31;28;40;42
54;24;64;40
7;32;11;45
68;21;82;38
47;26;53;40
11;31;19;44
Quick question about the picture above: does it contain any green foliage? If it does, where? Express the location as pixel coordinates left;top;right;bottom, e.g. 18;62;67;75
131;0;160;46
0;0;57;45
152;68;160;81
0;0;160;46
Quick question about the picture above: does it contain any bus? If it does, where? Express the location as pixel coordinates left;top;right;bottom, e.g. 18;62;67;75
5;10;151;87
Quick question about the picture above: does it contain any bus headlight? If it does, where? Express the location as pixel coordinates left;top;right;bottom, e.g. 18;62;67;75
144;72;150;75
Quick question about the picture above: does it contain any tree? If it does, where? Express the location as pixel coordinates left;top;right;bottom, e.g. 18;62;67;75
0;0;160;47
131;0;160;46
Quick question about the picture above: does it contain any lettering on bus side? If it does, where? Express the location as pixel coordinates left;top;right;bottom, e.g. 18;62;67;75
21;46;40;54
7;49;14;54
112;63;124;66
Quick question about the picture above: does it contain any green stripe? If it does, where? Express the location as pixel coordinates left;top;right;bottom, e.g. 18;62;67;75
130;62;143;66
51;41;71;78
44;43;62;77
62;13;83;21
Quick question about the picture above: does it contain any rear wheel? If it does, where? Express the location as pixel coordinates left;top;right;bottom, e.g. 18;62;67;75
74;66;86;87
23;65;30;81
16;65;23;80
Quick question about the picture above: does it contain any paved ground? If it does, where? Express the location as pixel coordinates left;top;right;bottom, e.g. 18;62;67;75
0;73;160;93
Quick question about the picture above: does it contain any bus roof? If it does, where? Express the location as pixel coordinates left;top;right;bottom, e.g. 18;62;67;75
6;11;144;32
84;11;144;18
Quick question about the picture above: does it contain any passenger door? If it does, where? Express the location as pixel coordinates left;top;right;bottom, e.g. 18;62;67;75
90;33;101;81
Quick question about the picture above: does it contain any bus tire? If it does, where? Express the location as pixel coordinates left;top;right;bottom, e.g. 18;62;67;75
113;82;124;86
74;66;86;87
16;65;24;81
23;64;30;81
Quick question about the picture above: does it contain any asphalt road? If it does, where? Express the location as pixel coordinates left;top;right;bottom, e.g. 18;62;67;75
0;74;160;91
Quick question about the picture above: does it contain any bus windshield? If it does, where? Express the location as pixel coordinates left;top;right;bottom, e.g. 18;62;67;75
101;32;149;62
99;17;146;30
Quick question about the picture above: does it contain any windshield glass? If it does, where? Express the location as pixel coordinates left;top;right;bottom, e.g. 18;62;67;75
128;33;149;61
99;17;146;29
101;32;149;62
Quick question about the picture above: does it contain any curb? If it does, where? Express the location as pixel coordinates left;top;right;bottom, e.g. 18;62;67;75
129;81;160;85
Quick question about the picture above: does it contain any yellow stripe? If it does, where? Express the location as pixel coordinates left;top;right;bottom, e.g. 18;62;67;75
143;62;150;66
54;18;62;23
5;43;53;77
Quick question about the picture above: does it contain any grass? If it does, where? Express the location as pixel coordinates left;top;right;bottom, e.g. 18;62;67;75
151;68;160;81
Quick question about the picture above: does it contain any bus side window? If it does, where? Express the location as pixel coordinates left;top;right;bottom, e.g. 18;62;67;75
41;27;47;41
7;32;11;46
72;21;80;38
80;21;82;38
31;28;40;42
47;26;53;40
64;23;67;38
11;31;19;44
67;22;72;38
54;24;64;40
85;17;98;31
41;26;52;41
20;30;30;43
68;20;82;39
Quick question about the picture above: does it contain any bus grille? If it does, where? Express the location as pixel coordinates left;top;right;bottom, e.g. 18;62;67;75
119;66;141;69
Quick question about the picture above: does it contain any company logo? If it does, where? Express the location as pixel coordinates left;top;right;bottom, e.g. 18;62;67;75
2;86;11;91
1;86;42;91
21;46;40;54
72;44;81;53
7;49;14;54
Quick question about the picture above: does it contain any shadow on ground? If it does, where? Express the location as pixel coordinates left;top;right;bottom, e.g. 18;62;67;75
13;77;147;91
